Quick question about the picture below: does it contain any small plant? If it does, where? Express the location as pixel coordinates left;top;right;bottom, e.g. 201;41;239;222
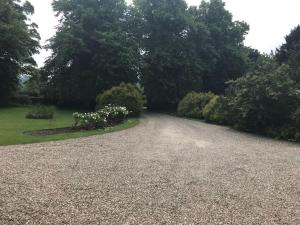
26;105;54;119
73;105;129;130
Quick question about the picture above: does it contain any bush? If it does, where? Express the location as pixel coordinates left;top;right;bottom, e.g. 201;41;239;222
203;96;229;124
226;62;300;133
275;108;300;142
98;105;129;125
295;132;300;142
73;105;129;130
73;112;107;130
177;92;215;119
26;106;54;119
265;126;293;140
291;108;300;128
96;83;145;117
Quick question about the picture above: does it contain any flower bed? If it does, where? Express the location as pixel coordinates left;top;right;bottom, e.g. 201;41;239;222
73;105;129;130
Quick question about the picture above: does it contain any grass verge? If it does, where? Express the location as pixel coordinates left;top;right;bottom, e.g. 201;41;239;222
0;107;139;146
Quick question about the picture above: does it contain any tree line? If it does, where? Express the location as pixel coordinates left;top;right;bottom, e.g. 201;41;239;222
0;0;299;112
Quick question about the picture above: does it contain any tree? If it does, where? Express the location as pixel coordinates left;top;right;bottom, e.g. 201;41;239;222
0;0;40;104
276;25;300;83
134;0;206;110
44;0;141;107
192;0;250;94
134;0;250;110
21;67;44;97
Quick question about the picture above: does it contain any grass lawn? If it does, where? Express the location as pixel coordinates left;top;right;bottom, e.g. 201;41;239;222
0;107;139;146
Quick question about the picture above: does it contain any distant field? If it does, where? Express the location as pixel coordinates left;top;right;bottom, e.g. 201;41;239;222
0;107;138;146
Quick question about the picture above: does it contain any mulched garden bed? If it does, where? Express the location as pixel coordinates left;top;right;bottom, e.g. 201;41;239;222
23;127;84;136
24;120;127;136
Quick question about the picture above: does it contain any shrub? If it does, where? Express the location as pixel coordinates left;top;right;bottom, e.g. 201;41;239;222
295;132;300;142
276;108;300;142
98;105;129;125
73;112;107;130
265;126;298;141
226;63;300;133
203;96;229;124
177;92;215;119
73;105;129;130
26;106;54;119
96;83;145;117
291;108;300;128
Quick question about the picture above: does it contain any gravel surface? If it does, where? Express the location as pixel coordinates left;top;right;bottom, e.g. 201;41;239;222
0;114;299;225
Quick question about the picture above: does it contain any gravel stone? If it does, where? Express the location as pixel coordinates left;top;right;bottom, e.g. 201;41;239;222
0;114;299;224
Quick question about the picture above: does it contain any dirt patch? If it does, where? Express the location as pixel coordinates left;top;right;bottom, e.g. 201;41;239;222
23;127;84;136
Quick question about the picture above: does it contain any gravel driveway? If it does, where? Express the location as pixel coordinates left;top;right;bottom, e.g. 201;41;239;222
0;114;299;225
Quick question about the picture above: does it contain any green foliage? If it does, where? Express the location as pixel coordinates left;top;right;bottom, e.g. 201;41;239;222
276;25;300;83
177;92;215;119
135;0;202;109
96;83;145;117
26;106;55;119
203;96;229;124
226;57;300;134
0;107;139;146
0;0;40;104
73;112;106;130
99;105;130;125
21;68;45;98
44;0;141;107
134;0;249;110
265;125;299;142
73;105;129;130
291;108;300;128
279;108;300;141
191;0;250;94
295;132;300;142
41;0;252;110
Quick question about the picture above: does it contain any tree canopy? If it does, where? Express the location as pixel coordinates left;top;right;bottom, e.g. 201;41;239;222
0;0;40;104
43;0;252;110
44;0;141;107
276;25;300;83
131;0;250;109
193;0;250;93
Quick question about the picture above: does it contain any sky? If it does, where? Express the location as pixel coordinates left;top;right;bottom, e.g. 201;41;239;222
28;0;300;67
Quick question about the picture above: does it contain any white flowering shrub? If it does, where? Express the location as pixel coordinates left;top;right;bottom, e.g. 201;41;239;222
73;105;129;130
98;105;129;124
73;112;107;130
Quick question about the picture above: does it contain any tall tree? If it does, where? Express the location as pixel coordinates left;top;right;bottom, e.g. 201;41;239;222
276;25;300;83
0;0;40;104
193;0;249;94
134;0;250;110
45;0;141;107
134;0;206;110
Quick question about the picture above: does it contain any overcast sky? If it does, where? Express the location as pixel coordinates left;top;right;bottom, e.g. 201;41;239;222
28;0;300;67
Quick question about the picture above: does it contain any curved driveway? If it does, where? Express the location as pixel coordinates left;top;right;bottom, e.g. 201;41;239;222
0;114;299;224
